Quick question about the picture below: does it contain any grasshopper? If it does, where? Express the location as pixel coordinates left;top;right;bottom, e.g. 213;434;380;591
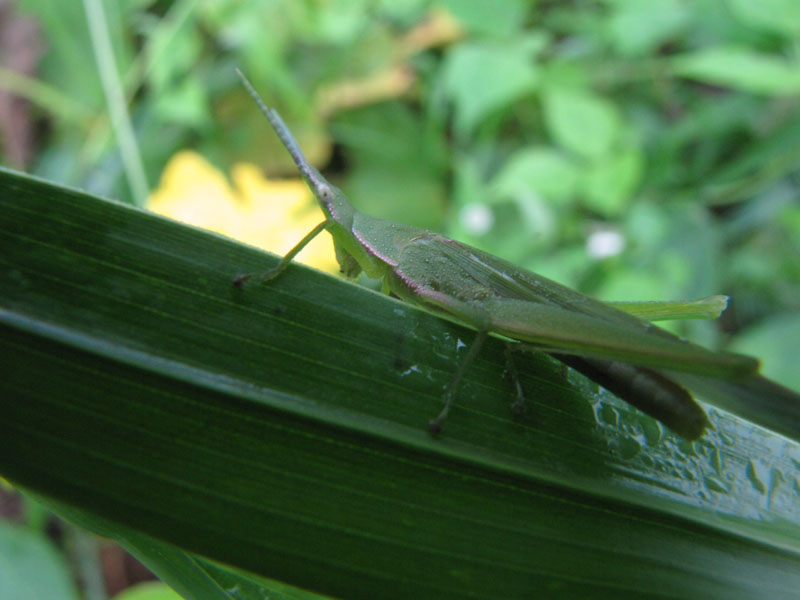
233;70;773;441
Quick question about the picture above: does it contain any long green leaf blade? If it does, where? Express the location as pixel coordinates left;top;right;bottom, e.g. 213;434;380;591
2;167;800;599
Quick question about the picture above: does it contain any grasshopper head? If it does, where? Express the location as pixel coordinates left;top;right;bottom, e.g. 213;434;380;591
301;167;355;227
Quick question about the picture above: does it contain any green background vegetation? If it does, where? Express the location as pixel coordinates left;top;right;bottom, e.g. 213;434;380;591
2;0;799;599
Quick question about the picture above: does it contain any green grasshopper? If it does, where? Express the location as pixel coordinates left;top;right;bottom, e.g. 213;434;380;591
233;70;774;441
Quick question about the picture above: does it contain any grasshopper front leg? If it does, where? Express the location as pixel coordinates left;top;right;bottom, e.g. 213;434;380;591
233;220;329;288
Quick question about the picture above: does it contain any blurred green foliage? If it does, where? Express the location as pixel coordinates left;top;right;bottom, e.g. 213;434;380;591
2;3;800;598
5;0;800;392
0;516;80;600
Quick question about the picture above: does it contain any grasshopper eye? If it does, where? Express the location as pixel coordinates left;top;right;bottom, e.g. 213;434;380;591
318;184;333;201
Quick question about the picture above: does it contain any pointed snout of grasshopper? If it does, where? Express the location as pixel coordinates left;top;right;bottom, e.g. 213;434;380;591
296;166;333;208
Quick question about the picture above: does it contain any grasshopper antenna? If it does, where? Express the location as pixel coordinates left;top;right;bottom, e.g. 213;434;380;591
235;69;319;186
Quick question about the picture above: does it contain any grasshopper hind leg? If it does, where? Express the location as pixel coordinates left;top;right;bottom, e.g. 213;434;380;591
429;325;489;435
552;354;708;440
504;343;528;416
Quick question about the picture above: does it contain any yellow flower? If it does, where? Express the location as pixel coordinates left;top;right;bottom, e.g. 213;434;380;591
147;151;340;274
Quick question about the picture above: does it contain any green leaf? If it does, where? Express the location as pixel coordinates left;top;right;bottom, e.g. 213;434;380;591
725;0;800;37
441;37;544;138
439;0;529;36
0;520;79;600
543;88;621;159
606;0;690;56
153;78;210;128
2;167;800;599
672;46;800;95
582;148;644;217
306;0;371;44
492;147;580;203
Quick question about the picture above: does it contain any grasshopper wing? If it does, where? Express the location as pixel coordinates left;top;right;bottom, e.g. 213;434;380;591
389;234;757;379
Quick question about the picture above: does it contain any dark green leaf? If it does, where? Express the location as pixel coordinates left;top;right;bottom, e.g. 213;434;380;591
2;167;800;599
